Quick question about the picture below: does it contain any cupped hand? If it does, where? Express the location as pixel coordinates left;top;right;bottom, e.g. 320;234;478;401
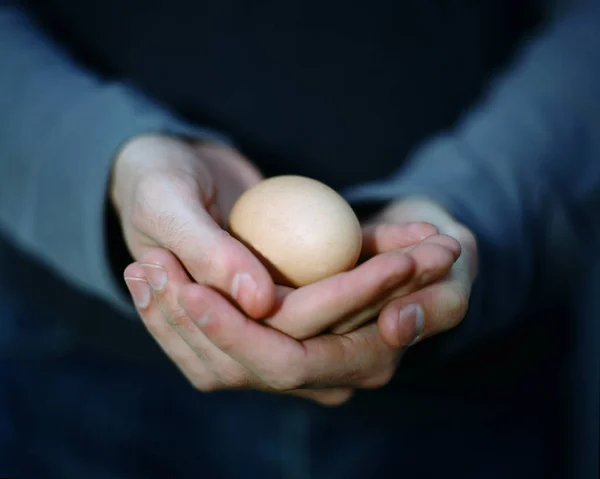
122;255;418;406
112;134;276;318
123;225;459;406
115;142;466;406
367;198;478;348
263;228;461;340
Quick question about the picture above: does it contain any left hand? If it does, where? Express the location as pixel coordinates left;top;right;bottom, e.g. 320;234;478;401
265;197;478;346
364;197;478;348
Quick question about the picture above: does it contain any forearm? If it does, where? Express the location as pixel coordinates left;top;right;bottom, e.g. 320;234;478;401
344;0;600;358
0;2;230;314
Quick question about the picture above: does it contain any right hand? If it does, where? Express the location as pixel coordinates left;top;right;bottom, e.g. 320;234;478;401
111;134;277;319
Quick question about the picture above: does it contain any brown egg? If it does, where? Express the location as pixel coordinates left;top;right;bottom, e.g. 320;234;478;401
228;175;363;287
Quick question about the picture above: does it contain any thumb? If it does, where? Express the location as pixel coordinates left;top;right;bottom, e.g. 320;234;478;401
188;146;274;317
124;141;276;319
163;206;277;319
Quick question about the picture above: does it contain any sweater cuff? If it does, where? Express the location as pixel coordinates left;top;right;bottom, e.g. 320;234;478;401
36;84;233;316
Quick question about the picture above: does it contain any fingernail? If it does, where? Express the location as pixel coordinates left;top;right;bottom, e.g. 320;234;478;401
140;264;167;291
124;277;151;308
398;304;425;346
231;272;257;305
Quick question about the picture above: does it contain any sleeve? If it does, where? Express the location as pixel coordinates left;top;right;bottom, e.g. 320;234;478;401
0;2;232;315
342;0;600;362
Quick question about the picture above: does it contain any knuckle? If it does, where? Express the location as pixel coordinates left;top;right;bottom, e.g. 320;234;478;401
184;367;224;393
440;285;469;328
452;224;477;251
360;365;396;389
218;367;250;389
166;306;191;328
379;255;415;292
176;231;234;286
266;364;306;392
191;345;213;363
201;250;226;286
207;233;237;280
210;332;237;355
215;360;250;389
340;362;366;386
357;351;399;390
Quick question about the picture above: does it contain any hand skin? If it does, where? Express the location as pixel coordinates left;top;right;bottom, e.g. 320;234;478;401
114;135;466;405
111;134;282;320
368;198;478;349
124;232;459;405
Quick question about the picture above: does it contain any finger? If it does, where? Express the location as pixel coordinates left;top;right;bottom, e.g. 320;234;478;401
376;199;476;276
181;284;402;391
135;173;275;319
167;217;276;319
123;262;220;391
377;230;472;349
267;234;460;340
263;251;416;340
329;235;460;335
377;268;471;349
287;388;354;406
137;249;251;387
390;231;462;258
179;284;307;392
361;222;439;257
300;323;403;389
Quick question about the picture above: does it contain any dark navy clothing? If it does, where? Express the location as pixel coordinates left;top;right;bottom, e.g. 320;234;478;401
25;0;537;190
1;0;599;477
0;309;576;479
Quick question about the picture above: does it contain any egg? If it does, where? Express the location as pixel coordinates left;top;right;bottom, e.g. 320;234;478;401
228;175;363;287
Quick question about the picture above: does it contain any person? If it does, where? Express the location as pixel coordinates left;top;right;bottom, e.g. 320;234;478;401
0;0;598;477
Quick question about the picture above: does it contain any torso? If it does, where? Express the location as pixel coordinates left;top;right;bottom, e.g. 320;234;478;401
27;0;540;189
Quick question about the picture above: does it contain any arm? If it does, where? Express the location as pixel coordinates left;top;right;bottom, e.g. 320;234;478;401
343;0;600;361
0;2;230;314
